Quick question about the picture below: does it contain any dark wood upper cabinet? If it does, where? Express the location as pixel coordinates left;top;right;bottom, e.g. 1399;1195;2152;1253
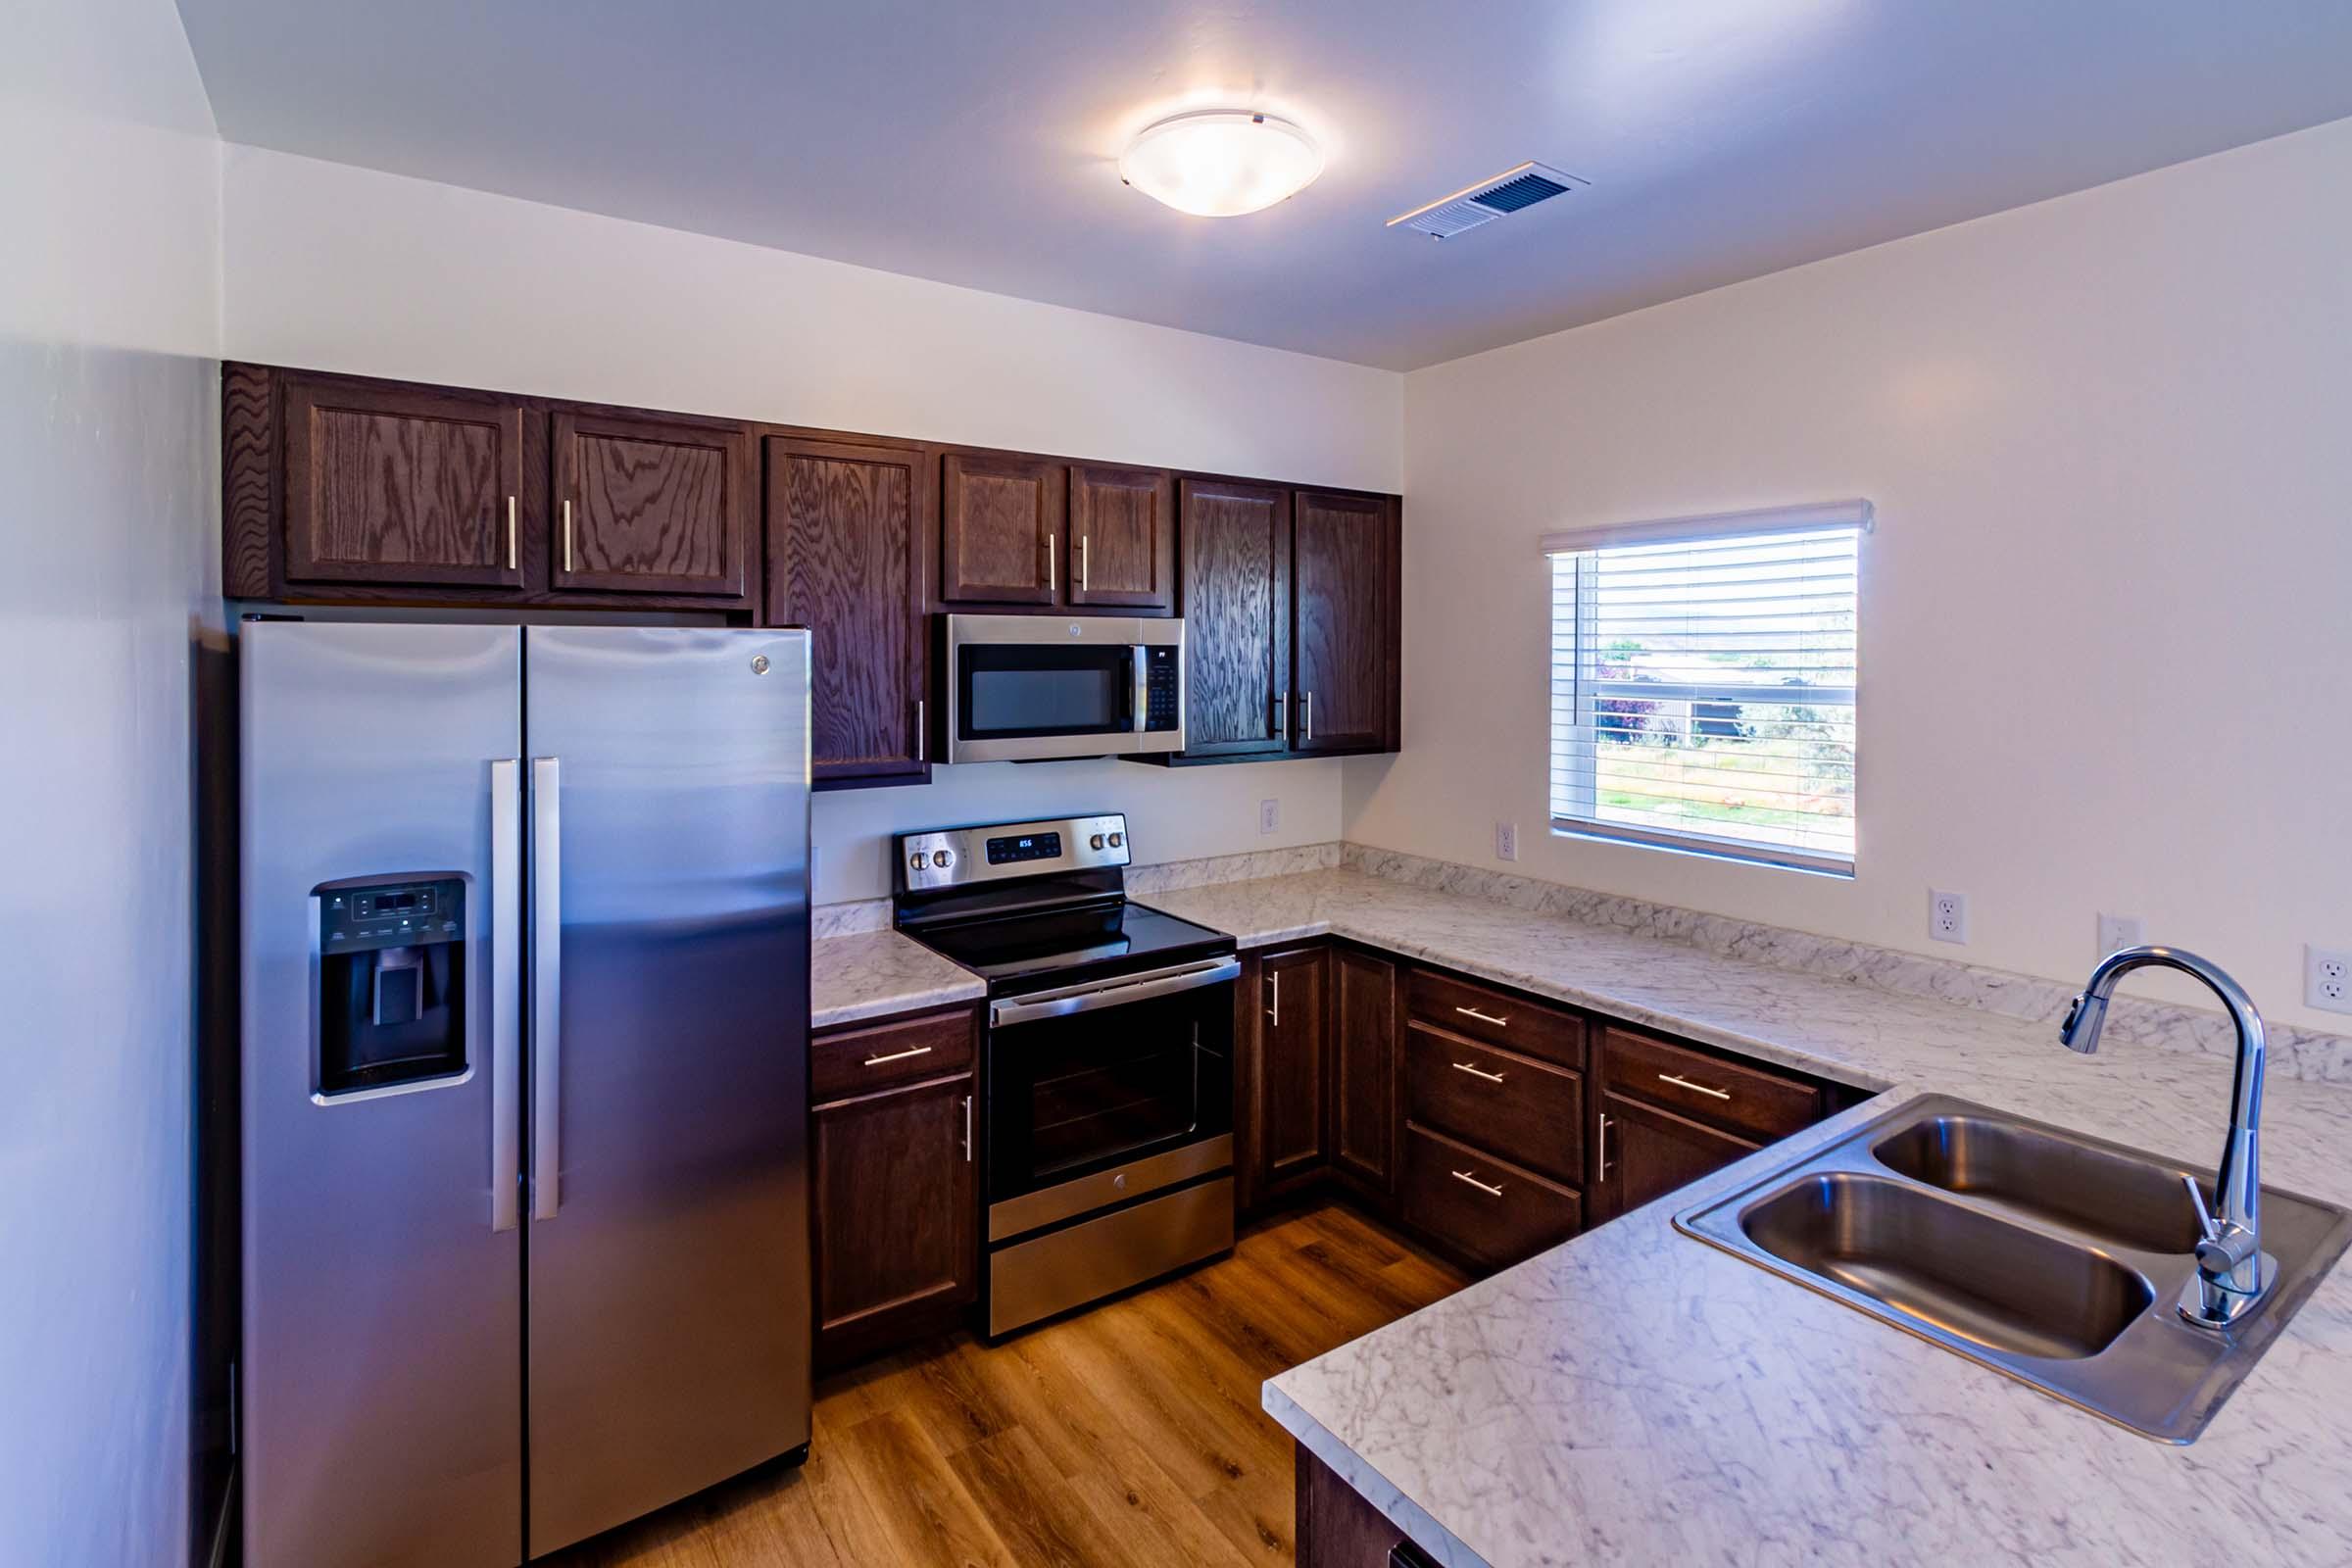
1176;479;1291;757
1292;489;1399;755
765;437;929;785
1329;948;1399;1197
281;377;525;589
1251;945;1330;1200
1067;465;1174;610
551;410;752;598
940;452;1064;605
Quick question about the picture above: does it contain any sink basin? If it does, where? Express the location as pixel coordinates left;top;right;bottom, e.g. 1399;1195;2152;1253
1676;1094;2352;1442
1873;1113;2205;1254
1740;1172;2152;1360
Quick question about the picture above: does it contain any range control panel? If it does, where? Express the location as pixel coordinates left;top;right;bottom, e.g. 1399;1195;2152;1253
896;813;1128;893
1142;645;1180;732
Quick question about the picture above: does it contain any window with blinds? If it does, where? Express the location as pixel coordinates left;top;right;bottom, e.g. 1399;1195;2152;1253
1545;502;1866;876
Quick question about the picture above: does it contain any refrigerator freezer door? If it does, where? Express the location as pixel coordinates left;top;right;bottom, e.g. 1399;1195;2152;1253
521;627;813;1556
240;622;524;1568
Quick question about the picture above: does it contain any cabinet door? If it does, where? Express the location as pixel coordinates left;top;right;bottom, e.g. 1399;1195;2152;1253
1067;465;1174;609
941;452;1064;604
765;438;929;784
1330;949;1398;1197
282;377;525;588
1292;489;1398;754
552;411;752;598
812;1072;976;1365
1177;479;1291;756
1252;945;1330;1198
1598;1093;1760;1220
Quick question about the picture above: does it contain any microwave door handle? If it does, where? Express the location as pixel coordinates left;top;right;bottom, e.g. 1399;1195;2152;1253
1132;645;1149;732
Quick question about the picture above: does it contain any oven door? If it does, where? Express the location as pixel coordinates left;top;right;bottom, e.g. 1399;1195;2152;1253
985;956;1237;1236
943;614;1184;761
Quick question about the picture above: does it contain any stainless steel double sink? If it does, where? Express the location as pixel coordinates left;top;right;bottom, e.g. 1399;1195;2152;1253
1675;1094;2351;1442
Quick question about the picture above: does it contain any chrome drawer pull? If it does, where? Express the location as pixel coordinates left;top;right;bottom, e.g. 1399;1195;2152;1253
863;1044;935;1066
1657;1071;1732;1101
1450;1169;1504;1198
1454;1005;1510;1027
1449;1060;1505;1084
1597;1113;1615;1183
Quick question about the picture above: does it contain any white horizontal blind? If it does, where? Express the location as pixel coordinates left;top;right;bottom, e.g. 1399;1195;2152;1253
1548;514;1861;875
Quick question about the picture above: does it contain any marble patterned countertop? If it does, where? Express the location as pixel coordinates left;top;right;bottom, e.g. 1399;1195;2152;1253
1125;869;2352;1568
809;928;984;1030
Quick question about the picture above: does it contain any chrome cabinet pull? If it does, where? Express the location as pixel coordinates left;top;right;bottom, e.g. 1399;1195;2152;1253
1079;534;1090;591
1450;1169;1503;1198
1450;1060;1505;1084
914;699;926;763
488;759;521;1232
863;1044;934;1066
1046;533;1056;594
1658;1071;1732;1101
529;756;564;1221
1454;1005;1510;1028
505;495;517;571
1597;1113;1615;1183
1302;690;1314;742
1273;691;1288;742
562;499;574;573
960;1094;973;1161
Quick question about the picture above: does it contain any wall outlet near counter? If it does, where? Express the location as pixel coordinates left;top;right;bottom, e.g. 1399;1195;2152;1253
1258;798;1280;836
1495;821;1518;861
2310;946;2352;1014
2097;912;2145;958
1929;890;1969;945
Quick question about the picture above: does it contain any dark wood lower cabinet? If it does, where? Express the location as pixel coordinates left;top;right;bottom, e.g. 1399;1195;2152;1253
1329;948;1399;1199
1297;1443;1437;1568
1249;945;1331;1205
809;1008;978;1369
1596;1092;1764;1221
1399;1120;1582;1274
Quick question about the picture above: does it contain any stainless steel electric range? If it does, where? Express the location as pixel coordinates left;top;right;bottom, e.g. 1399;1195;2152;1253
893;813;1238;1336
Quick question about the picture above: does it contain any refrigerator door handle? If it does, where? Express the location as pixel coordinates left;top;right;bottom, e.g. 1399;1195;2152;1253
531;755;564;1220
490;759;522;1232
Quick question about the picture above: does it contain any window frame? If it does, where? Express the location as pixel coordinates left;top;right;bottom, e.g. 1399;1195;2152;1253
1544;501;1869;878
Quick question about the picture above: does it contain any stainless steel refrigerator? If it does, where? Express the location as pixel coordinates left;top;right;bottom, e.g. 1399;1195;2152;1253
238;621;811;1567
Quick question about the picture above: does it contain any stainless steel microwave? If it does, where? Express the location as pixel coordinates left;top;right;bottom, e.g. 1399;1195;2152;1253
942;614;1184;763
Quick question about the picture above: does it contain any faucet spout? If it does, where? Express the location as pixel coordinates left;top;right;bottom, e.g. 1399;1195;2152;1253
2058;945;2270;1328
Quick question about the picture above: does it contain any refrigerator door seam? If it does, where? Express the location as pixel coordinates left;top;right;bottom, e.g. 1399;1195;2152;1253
530;756;563;1220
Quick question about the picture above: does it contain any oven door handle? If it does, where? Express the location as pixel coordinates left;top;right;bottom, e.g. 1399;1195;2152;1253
990;956;1242;1029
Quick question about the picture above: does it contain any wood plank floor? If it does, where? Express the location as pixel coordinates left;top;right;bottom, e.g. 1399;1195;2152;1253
544;1203;1466;1568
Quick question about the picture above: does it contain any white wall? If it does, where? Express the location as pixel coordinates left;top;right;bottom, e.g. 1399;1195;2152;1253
0;1;221;1563
219;147;1399;899
1352;117;2352;1030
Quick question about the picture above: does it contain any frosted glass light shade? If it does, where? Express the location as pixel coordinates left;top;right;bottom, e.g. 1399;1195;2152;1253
1119;111;1322;218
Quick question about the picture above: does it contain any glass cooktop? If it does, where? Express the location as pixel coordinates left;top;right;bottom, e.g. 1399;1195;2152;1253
905;899;1234;993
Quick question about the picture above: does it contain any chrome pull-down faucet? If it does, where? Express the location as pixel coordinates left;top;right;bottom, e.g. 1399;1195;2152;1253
2060;945;2271;1328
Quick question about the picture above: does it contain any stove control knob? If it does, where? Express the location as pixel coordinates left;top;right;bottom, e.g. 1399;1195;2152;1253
1089;833;1105;851
932;849;954;869
1107;832;1124;849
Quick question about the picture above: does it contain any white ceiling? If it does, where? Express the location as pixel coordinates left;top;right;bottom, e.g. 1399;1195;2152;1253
173;0;2352;370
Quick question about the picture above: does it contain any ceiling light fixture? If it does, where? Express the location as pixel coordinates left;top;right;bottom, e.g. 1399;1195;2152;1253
1119;110;1322;218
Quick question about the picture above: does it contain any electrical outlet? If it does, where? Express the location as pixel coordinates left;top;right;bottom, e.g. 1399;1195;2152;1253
1258;798;1280;836
1495;821;1518;861
2310;946;2352;1015
1929;890;1969;945
2097;912;2145;958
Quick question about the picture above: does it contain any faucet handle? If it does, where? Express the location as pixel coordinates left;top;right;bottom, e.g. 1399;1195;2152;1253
2181;1175;2260;1275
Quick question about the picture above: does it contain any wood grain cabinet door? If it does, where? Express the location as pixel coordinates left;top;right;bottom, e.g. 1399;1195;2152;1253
1291;489;1398;754
765;438;929;783
1597;1093;1761;1221
941;452;1064;604
281;378;525;588
1252;945;1331;1197
1067;465;1174;609
811;1073;976;1363
1330;949;1399;1197
1177;479;1291;756
551;411;752;598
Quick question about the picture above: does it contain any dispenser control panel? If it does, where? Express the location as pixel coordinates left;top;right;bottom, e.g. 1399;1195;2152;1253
321;879;465;953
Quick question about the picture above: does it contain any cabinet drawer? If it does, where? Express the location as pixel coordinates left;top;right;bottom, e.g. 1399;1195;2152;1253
812;1007;976;1102
1399;1121;1581;1274
1403;1023;1582;1185
1600;1026;1820;1142
1405;968;1584;1070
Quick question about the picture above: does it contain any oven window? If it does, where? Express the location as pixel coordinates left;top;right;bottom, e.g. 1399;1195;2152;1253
990;985;1234;1196
960;645;1131;738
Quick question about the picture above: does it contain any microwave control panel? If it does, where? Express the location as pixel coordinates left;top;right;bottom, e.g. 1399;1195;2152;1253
1143;645;1180;732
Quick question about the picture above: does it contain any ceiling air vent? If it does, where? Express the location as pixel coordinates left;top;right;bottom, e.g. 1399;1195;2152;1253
1388;162;1589;240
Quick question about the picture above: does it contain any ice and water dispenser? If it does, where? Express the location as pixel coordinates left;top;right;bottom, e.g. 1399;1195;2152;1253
316;876;468;1095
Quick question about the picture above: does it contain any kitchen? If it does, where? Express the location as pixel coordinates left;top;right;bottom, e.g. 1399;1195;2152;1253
10;2;2352;1565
